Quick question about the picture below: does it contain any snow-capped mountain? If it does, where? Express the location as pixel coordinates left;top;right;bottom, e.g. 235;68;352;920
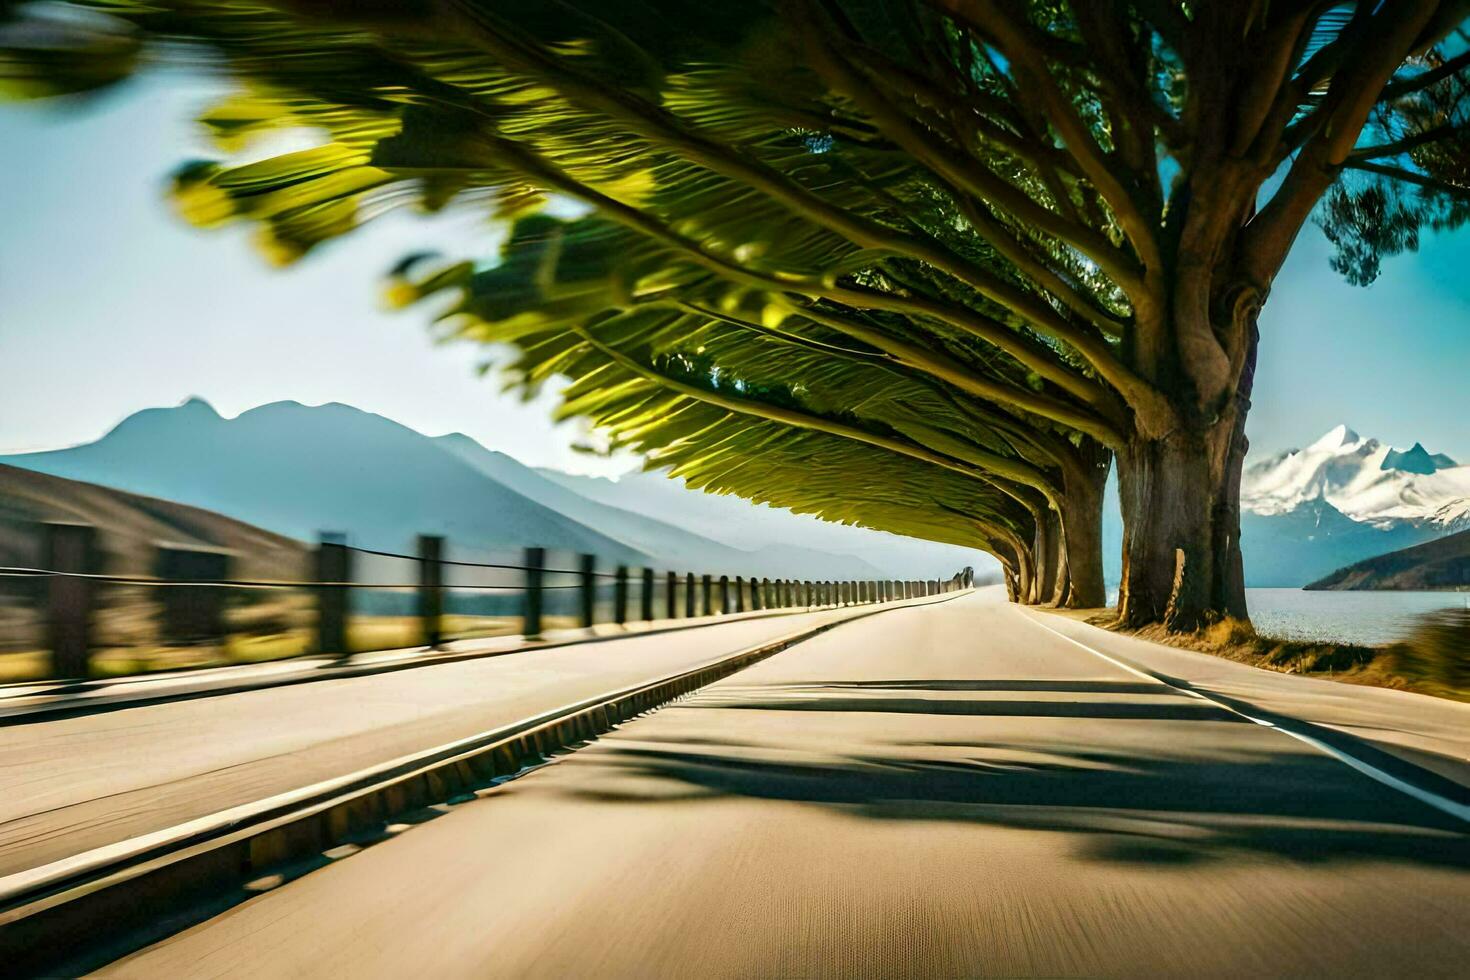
1243;424;1470;531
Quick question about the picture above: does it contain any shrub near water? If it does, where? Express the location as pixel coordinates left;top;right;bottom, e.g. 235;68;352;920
1381;608;1470;697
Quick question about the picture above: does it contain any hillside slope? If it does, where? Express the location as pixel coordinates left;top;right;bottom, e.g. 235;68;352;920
0;463;304;578
1307;528;1470;591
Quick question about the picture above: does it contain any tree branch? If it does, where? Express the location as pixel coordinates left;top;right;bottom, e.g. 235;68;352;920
573;323;1060;499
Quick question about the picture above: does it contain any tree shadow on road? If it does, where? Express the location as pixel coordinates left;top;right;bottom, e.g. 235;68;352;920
559;679;1470;869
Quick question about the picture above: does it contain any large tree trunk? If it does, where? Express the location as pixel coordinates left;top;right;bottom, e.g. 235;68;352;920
1031;510;1058;605
1116;400;1250;631
1046;508;1069;606
1057;446;1110;609
1007;529;1035;605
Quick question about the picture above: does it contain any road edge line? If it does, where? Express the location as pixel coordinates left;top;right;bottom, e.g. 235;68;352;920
1021;609;1470;825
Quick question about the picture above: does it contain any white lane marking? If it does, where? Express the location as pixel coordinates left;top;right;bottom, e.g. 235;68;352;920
1022;611;1470;825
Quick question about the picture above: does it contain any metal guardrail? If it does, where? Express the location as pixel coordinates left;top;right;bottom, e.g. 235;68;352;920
0;521;975;681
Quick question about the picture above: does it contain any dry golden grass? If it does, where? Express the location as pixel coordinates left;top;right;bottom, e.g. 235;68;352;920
1073;609;1470;704
0;613;552;683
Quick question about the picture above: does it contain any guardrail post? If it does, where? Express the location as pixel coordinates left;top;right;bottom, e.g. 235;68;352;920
780;580;790;607
734;576;746;613
579;554;596;629
42;522;97;680
417;534;444;649
719;575;730;615
523;546;545;639
666;570;678;619
749;578;762;611
614;564;629;625
701;574;713;616
685;572;696;618
315;533;351;657
641;567;655;621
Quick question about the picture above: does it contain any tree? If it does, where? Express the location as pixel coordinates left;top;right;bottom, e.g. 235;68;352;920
5;0;1467;626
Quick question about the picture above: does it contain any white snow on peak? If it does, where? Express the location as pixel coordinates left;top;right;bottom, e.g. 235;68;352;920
1244;425;1469;528
1307;423;1361;452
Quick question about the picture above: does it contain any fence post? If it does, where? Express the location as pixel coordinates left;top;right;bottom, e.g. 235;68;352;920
614;564;629;625
315;533;351;658
734;576;746;613
685;573;696;618
417;534;444;649
154;544;231;651
42;522;97;680
579;554;596;629
719;575;730;615
701;574;713;616
523;546;545;639
641;567;655;621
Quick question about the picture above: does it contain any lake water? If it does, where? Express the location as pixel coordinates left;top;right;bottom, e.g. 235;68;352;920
1105;587;1469;646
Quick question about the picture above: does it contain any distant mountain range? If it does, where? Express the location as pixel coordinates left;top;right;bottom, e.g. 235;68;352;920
8;403;1456;590
0;399;983;581
1244;424;1470;528
1238;424;1470;586
1308;527;1470;591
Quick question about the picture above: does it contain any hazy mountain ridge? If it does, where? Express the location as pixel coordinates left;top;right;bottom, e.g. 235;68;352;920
537;468;992;581
0;399;963;580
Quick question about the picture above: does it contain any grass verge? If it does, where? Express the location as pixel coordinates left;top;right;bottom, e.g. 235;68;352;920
1053;606;1470;703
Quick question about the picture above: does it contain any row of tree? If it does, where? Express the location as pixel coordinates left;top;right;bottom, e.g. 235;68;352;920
4;0;1467;629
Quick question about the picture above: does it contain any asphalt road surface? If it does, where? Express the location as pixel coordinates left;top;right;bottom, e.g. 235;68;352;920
103;590;1470;978
0;603;899;880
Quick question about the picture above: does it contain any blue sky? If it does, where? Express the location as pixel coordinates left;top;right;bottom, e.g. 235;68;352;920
2;73;1468;470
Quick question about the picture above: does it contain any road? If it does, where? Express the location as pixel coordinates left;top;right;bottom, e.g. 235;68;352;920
0;602;902;880
102;589;1470;978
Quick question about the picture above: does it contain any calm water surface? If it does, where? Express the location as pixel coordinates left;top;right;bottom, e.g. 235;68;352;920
1244;588;1469;646
1103;587;1468;645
